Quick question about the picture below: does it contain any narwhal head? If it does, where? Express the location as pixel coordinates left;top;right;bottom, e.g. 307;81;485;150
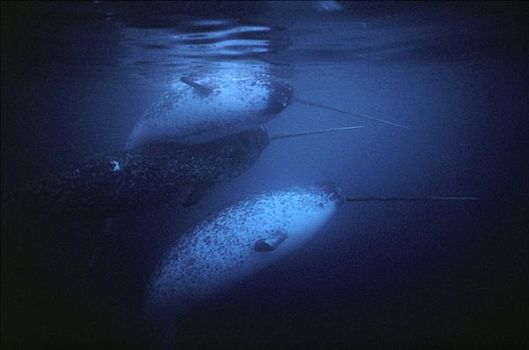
314;181;345;206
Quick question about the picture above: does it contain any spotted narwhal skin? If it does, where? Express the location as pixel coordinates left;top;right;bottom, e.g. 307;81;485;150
146;183;344;326
3;128;269;220
126;65;292;148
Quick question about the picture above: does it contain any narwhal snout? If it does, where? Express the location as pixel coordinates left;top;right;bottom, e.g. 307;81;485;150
315;181;345;206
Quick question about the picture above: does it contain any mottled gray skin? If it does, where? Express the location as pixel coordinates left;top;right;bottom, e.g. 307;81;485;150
3;127;270;220
126;79;292;147
145;183;344;343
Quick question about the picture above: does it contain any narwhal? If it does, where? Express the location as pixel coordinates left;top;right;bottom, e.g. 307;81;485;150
2;129;265;220
126;63;293;148
145;183;477;342
126;64;406;149
2;126;363;221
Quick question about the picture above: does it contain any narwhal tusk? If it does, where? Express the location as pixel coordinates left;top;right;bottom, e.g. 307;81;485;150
294;97;410;129
345;196;479;202
271;126;364;141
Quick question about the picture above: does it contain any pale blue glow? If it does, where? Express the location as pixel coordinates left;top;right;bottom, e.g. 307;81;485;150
146;185;339;325
126;61;277;147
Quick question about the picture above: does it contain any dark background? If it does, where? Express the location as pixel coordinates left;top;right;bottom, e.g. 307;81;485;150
2;1;529;348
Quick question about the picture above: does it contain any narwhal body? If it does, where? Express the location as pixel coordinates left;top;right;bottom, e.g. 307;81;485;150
145;181;476;337
125;71;405;150
146;183;344;328
3;128;269;220
3;123;366;221
126;65;292;148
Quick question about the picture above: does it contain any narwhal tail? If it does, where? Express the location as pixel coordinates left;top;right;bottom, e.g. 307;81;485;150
346;196;479;202
271;126;364;141
294;97;410;129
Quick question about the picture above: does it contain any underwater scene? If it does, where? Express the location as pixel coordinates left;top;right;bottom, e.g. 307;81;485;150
1;1;528;349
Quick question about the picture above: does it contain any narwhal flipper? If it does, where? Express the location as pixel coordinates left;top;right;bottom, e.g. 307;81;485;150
180;77;214;97
254;230;288;252
294;97;409;129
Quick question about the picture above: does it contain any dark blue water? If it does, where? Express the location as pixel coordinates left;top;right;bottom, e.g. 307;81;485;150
2;2;528;348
